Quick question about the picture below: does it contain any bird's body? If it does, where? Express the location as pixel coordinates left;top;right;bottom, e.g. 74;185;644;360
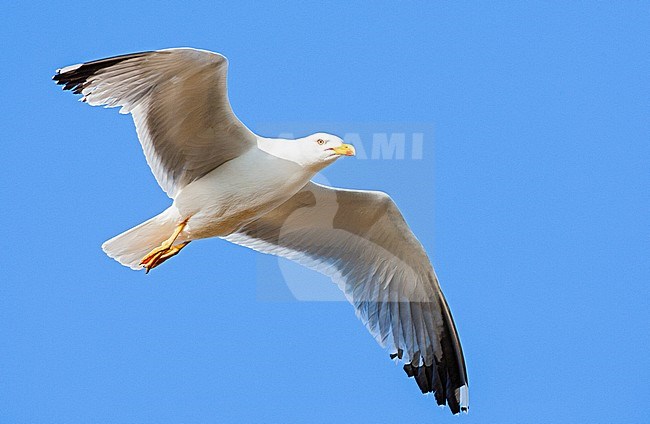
172;140;314;240
54;47;469;414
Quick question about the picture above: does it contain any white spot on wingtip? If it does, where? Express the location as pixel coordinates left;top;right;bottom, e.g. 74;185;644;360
459;384;469;413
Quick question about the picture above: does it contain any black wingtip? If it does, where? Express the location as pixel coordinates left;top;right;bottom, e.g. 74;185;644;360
389;348;403;360
52;51;152;94
395;298;469;414
400;357;467;414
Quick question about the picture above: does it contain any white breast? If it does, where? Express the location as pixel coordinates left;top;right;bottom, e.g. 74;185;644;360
173;148;313;240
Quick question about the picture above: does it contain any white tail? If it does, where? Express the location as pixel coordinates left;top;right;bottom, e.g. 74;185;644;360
102;207;181;270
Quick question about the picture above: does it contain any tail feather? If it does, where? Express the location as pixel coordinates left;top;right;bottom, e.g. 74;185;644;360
102;207;180;270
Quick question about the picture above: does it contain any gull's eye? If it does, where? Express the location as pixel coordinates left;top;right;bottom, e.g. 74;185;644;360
316;139;325;145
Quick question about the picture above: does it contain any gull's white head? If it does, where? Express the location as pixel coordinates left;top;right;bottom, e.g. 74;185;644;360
302;132;356;164
260;132;356;169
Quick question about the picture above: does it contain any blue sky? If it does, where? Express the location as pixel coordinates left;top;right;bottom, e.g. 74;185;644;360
1;1;648;422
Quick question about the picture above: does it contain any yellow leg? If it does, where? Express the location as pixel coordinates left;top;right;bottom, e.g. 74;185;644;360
140;220;190;273
143;242;190;273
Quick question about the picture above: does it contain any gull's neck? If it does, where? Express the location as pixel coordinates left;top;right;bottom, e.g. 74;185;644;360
256;136;302;165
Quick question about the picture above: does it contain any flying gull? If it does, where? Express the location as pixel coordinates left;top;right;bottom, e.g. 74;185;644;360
53;48;469;414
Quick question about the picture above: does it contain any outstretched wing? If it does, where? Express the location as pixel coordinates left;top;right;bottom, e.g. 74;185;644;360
54;48;256;198
224;182;469;414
